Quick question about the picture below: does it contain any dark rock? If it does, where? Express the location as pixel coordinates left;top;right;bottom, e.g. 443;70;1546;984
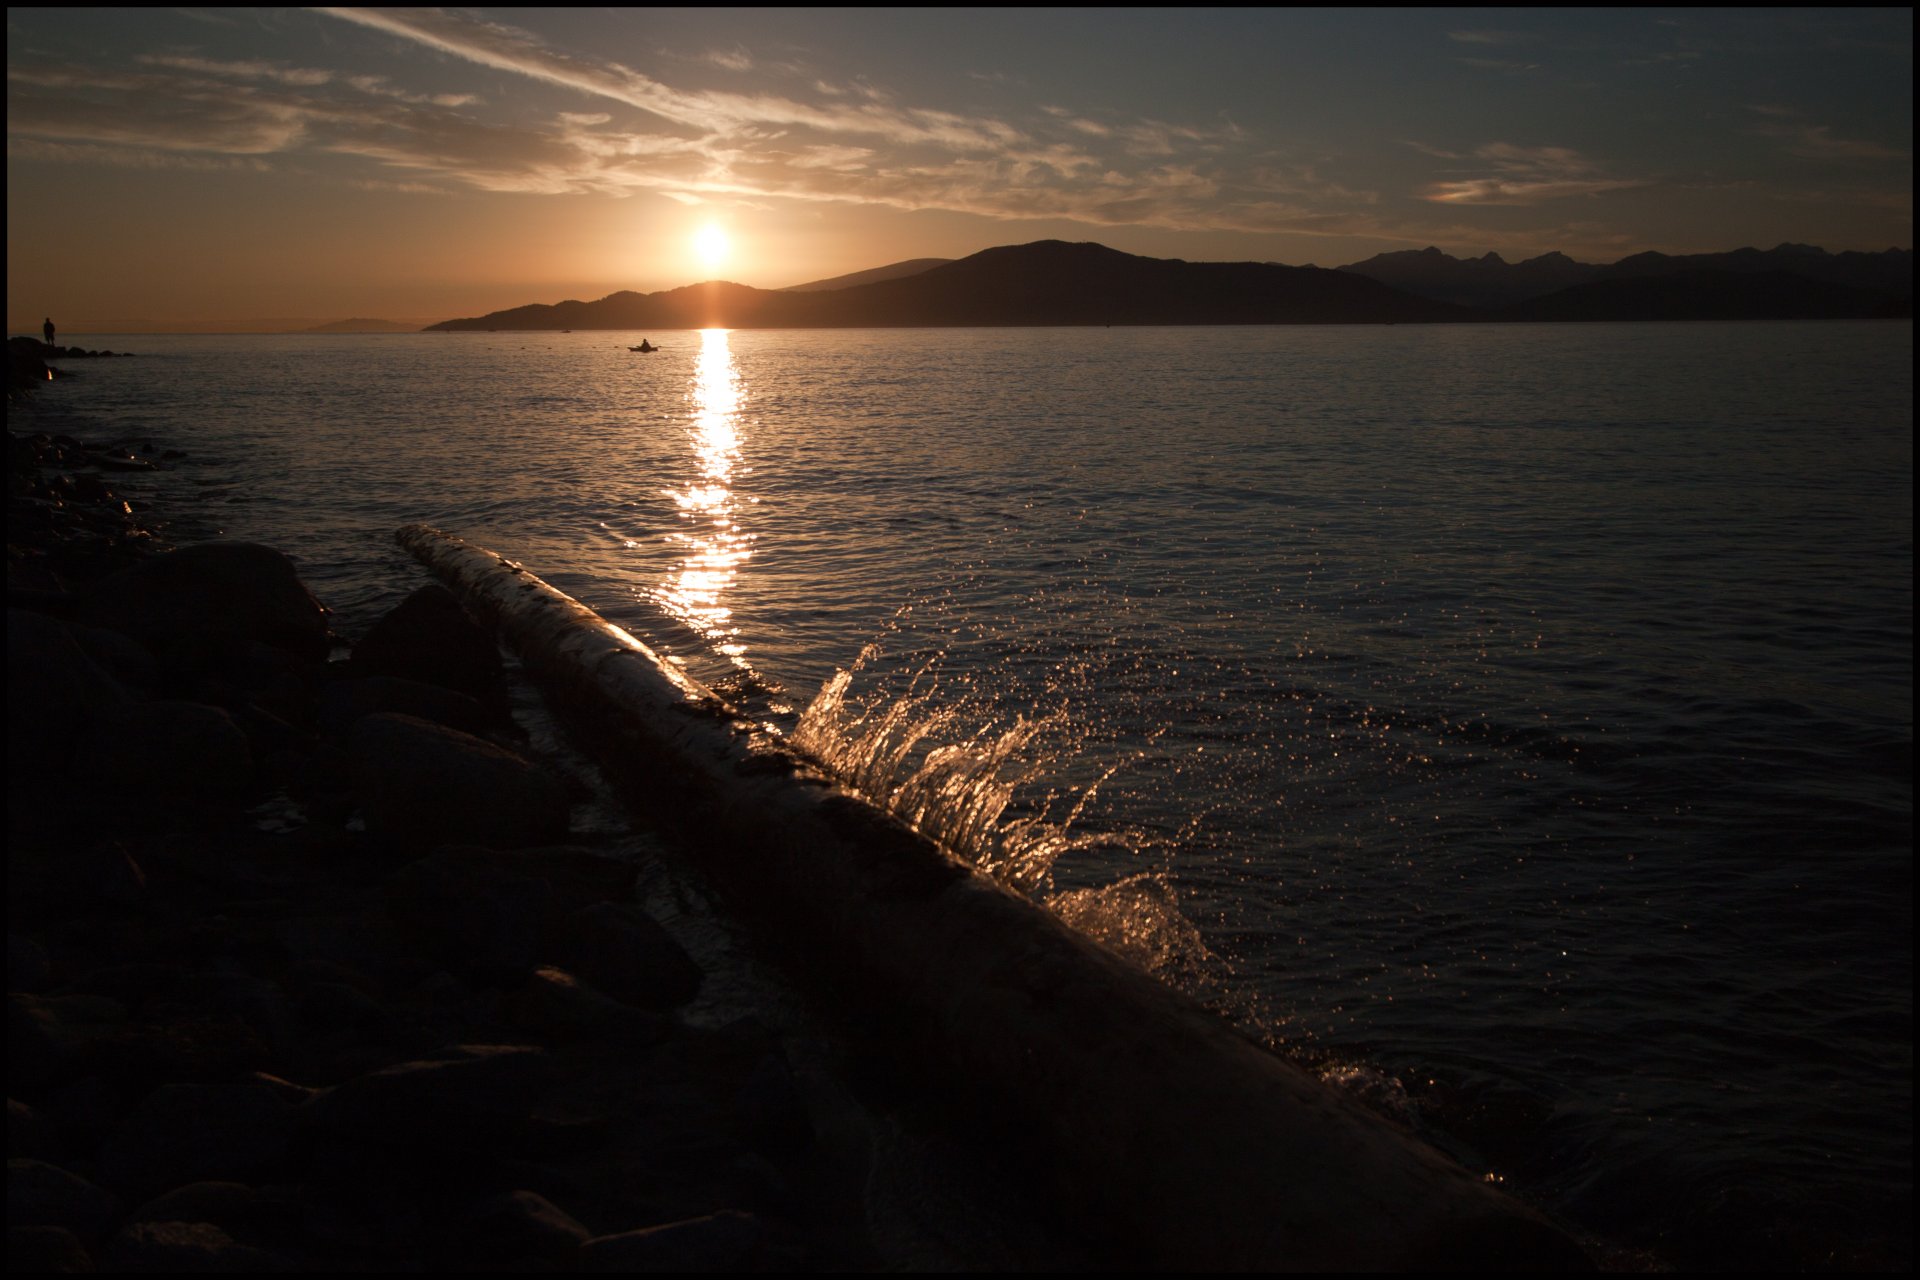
6;609;133;776
7;1159;119;1236
65;622;158;691
578;1210;769;1272
78;543;331;667
349;714;569;848
8;934;54;993
458;1189;591;1261
315;674;487;736
8;995;70;1094
101;1220;294;1272
125;1182;310;1250
307;1045;556;1180
352;586;510;722
99;1078;299;1202
8;1099;58;1161
6;1225;94;1272
81;700;255;810
385;850;556;979
501;967;672;1046
563;902;704;1011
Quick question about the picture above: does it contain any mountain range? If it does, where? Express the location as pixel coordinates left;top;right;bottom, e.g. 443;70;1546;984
426;239;1912;331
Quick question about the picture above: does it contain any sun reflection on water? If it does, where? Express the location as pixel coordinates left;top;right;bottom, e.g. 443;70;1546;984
659;328;755;667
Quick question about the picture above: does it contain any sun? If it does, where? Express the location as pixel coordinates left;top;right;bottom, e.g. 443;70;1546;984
694;222;730;275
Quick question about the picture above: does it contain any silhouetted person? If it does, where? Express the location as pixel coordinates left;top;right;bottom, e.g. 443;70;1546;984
43;317;55;347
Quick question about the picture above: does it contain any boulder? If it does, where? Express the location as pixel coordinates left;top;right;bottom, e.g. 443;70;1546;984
349;714;569;848
79;543;331;666
384;850;556;979
6;1159;119;1236
101;1220;294;1272
315;675;487;736
562;903;703;1011
5;1225;93;1272
458;1189;592;1261
306;1045;556;1178
578;1210;769;1272
6;609;133;776
500;967;671;1046
82;700;255;811
351;586;510;722
98;1078;299;1202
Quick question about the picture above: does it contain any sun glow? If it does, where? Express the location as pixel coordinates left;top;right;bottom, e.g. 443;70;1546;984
694;222;730;274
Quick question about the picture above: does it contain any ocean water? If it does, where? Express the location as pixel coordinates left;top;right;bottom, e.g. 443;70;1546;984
21;322;1912;1267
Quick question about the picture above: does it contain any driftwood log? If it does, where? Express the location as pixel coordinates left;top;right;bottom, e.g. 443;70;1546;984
397;523;1587;1271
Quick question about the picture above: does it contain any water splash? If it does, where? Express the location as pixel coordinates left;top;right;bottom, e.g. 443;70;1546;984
791;646;1231;1001
792;647;1124;894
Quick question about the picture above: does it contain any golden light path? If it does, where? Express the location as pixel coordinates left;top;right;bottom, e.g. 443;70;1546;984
659;327;755;669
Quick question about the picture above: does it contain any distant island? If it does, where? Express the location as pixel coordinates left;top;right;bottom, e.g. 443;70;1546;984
426;239;1912;332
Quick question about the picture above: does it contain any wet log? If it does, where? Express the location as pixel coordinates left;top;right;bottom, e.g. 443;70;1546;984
396;523;1587;1271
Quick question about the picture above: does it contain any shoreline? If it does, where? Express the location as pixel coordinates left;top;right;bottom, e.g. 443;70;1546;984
5;406;940;1270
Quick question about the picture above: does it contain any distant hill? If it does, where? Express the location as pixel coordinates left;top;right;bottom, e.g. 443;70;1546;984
1495;270;1912;323
1339;243;1912;308
296;318;429;334
428;240;1463;331
781;258;952;292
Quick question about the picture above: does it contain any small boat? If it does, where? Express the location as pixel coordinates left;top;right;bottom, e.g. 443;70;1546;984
629;341;658;353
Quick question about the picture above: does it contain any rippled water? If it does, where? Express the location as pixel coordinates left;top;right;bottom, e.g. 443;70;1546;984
23;322;1912;1267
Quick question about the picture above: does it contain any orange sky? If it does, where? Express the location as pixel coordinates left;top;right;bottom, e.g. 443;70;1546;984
7;8;1910;331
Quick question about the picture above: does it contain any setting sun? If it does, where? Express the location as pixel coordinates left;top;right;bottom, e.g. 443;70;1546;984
694;222;730;275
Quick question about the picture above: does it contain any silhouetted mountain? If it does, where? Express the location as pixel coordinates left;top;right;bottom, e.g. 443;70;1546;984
1496;270;1912;322
1339;243;1911;307
1336;246;1598;308
781;258;953;291
428;241;1465;330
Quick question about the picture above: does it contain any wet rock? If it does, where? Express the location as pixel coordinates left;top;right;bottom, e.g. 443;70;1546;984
385;849;556;979
349;714;569;848
578;1209;770;1272
79;543;331;667
352;585;510;723
99;1078;299;1202
563;902;704;1011
315;674;487;736
7;1159;119;1237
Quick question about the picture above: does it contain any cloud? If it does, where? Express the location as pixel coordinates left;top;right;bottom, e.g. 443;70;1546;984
1447;30;1532;46
1418;142;1646;205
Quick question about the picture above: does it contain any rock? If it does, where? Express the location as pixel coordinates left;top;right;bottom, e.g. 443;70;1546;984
307;1045;556;1180
385;850;556;979
78;543;332;666
81;700;255;811
563;903;704;1011
458;1189;591;1261
315;675;487;736
352;586;510;723
8;996;69;1094
501;968;672;1046
578;1210;769;1272
7;1160;119;1237
349;714;569;848
125;1182;310;1250
101;1220;294;1272
6;1225;94;1272
98;1078;299;1202
8;1099;58;1162
8;934;53;994
6;609;133;776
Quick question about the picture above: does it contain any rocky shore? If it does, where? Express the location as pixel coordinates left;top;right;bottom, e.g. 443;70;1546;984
6;409;895;1270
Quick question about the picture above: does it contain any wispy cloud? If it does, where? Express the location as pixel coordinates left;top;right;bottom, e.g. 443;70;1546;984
1447;30;1532;46
1419;142;1645;205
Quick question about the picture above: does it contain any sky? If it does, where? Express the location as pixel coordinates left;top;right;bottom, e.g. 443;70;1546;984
6;6;1912;330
